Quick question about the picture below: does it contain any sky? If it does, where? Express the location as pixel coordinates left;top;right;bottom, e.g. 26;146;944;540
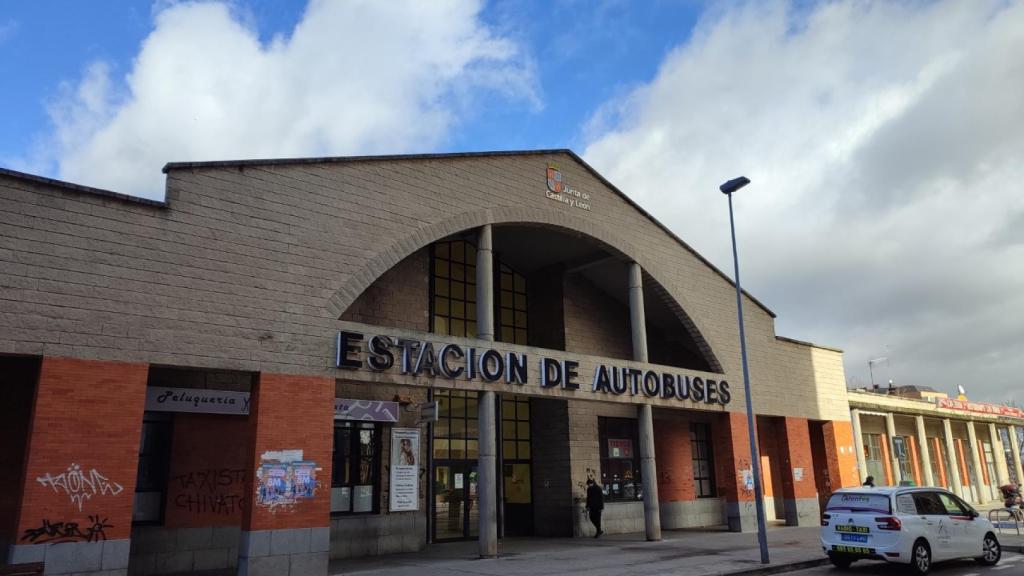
2;0;1022;405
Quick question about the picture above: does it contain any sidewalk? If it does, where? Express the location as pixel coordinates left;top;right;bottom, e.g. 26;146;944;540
330;525;828;576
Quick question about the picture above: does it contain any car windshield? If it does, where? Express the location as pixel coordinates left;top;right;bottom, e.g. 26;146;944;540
825;492;891;514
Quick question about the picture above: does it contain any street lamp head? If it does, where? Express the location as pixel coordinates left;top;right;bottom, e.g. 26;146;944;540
720;176;751;195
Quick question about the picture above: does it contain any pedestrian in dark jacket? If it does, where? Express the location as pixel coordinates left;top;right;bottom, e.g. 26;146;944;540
586;479;604;537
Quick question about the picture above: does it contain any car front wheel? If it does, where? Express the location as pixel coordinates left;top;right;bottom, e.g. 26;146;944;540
910;539;931;575
977;532;1001;566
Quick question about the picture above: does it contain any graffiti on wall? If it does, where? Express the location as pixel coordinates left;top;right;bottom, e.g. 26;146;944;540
255;450;320;510
21;515;112;544
172;468;247;515
36;464;124;511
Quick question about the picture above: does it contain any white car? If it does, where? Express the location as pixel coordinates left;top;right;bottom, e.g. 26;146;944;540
820;486;1001;574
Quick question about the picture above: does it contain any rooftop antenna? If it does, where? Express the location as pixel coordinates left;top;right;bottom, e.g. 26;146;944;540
868;357;888;390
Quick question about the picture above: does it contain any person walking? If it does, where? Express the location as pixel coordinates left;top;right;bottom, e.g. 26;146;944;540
586;478;604;538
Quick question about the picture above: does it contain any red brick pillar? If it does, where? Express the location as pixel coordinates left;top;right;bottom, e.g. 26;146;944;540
238;372;334;576
653;419;694;529
822;420;859;491
8;357;148;575
778;417;820;526
714;412;757;532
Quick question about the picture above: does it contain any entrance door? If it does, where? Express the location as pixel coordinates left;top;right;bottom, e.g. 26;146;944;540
433;462;478;541
501;395;533;536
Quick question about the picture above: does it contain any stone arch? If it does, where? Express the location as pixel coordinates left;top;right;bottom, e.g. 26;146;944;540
326;206;725;373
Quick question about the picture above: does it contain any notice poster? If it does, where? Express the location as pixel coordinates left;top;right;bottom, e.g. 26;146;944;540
389;428;420;512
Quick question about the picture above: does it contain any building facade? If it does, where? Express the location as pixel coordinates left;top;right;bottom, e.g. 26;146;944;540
849;387;1024;503
0;151;859;576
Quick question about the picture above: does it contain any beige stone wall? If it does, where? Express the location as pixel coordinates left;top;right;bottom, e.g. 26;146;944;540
0;152;849;421
562;272;633;361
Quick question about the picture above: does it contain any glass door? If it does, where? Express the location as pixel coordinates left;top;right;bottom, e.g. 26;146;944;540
433;462;479;541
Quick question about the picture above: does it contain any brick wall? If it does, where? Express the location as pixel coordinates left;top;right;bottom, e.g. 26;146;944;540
822;420;859;490
15;357;148;541
779;417;817;499
340;248;429;332
653;419;694;502
562;273;632;361
243;373;334;532
164;414;249;528
0;356;39;542
713;412;754;504
526;266;565;350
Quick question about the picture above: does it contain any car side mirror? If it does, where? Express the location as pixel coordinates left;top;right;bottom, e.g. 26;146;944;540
969;510;979;519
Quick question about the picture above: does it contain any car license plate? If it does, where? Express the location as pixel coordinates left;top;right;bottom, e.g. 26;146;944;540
835;525;869;534
832;545;874;555
841;534;868;543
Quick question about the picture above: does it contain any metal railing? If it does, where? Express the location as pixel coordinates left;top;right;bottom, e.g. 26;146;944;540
988;508;1022;536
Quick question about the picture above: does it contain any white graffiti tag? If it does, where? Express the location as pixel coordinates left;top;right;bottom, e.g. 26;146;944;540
36;464;124;511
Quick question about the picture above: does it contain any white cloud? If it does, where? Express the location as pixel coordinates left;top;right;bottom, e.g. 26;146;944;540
583;0;1024;403
37;0;536;198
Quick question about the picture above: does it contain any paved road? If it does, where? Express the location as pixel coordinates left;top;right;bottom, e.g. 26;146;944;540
790;551;1022;576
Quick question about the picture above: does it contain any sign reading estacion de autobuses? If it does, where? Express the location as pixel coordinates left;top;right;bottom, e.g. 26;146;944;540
336;330;732;407
937;397;1024;419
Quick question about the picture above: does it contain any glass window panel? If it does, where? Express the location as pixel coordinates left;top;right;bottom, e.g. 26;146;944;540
450;439;466;459
435;242;450;259
500;290;513;306
451;418;466;436
451;281;465;300
501;273;513;289
502;400;516;418
517;441;530;460
452;300;465;319
467;288;476;303
435;279;449;297
451;319;465;337
467;248;476;265
501;327;514;342
467;304;477;321
433;439;449;459
452;263;465;281
450;395;466;416
517;401;529;420
515;329;527;344
514;293;526;309
452;243;465;263
466;324;477;338
435;259;450;278
517;421;530;440
503;420;516;438
466;394;478;412
433;316;448;335
438;398;450;417
514;274;526;292
434;419;449;437
434;297;449;316
503;440;517;459
514;311;527;327
500;308;514;325
466;418;478;437
466;440;479;459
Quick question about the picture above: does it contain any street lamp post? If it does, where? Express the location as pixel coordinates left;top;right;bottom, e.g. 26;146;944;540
720;176;769;564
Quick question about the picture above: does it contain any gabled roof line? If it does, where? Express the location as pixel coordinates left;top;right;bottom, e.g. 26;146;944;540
163;149;777;318
0;167;167;208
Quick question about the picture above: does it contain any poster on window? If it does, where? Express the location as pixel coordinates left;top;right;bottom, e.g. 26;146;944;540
389;428;420;512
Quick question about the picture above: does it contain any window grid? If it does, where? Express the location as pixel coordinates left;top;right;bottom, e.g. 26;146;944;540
598;417;642;502
501;396;531;461
331;421;381;514
497;263;528;345
431;240;477;339
690;423;716;498
433;389;479;461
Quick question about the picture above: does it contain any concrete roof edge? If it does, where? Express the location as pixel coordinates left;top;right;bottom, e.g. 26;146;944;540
775;335;843;353
166;149;779;319
0;167;167;208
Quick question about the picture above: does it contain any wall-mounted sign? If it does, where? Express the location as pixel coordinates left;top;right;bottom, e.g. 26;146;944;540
334;398;399;422
937;398;1024;419
389;428;420;512
145;387;249;415
545;164;591;212
336;330;732;407
147;387;400;422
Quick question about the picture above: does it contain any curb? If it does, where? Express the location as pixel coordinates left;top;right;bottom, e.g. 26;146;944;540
720;558;830;576
1006;544;1023;554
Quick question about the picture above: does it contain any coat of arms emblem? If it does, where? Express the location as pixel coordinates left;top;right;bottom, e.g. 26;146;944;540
546;165;563;194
